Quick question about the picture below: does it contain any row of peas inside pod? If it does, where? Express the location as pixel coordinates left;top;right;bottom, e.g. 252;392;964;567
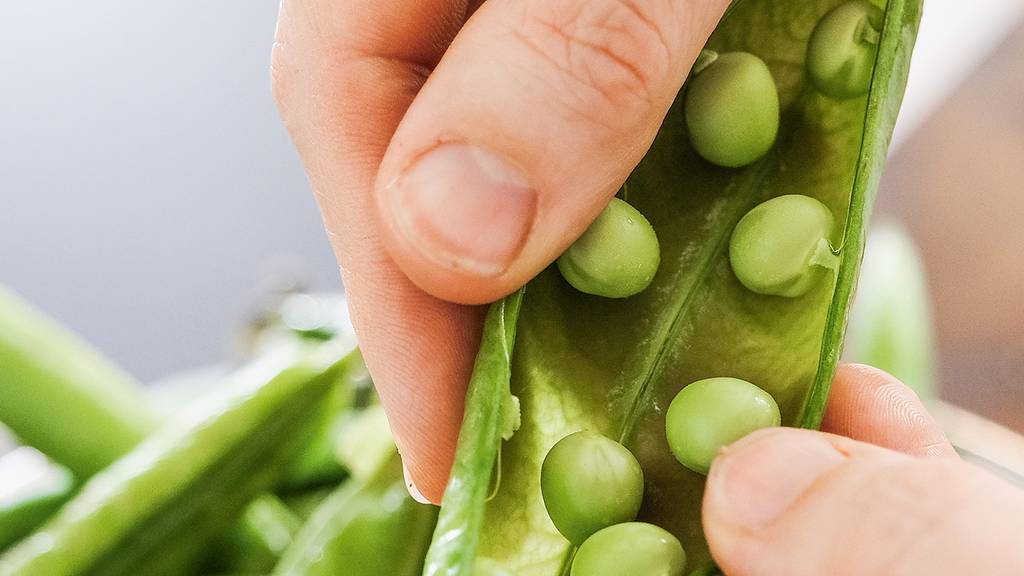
545;2;881;574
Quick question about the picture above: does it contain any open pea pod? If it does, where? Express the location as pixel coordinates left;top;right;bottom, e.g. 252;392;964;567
425;0;922;574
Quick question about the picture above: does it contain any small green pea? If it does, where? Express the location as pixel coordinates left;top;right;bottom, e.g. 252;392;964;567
806;0;884;99
474;557;514;576
665;377;780;475
729;194;838;298
571;522;686;576
540;431;644;544
557;198;660;299
685;51;780;168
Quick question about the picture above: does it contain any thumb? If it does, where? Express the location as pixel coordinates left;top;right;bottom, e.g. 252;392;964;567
374;0;729;305
703;428;1024;576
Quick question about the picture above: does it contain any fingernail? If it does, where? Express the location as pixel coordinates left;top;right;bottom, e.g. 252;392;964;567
384;144;537;277
403;461;431;505
707;430;846;529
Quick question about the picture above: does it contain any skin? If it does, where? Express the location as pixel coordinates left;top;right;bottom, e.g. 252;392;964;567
556;198;660;299
571;522;686;576
274;2;1024;572
540;431;644;544
665;377;781;475
704;365;1024;575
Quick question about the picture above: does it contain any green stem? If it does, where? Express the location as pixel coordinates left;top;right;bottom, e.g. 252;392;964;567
692;50;719;76
857;16;881;46
810;238;841;271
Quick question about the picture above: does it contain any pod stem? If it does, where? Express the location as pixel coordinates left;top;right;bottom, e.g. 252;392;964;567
692;49;719;76
857;16;881;46
810;238;841;272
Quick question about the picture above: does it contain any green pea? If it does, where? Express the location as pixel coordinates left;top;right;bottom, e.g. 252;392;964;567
685;51;780;168
474;557;514;576
570;522;686;576
729;194;838;298
557;198;660;299
540;431;644;544
806;0;884;99
665;377;780;475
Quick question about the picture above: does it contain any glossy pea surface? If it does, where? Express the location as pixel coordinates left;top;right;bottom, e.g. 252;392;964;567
729;194;836;297
685;52;780;168
540;431;644;544
570;522;686;576
806;0;884;99
557;198;660;299
665;377;780;475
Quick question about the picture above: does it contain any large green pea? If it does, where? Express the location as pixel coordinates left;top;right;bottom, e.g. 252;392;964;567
806;0;884;99
729;194;838;298
540;431;644;544
684;51;780;168
665;377;780;475
570;522;686;576
557;198;660;299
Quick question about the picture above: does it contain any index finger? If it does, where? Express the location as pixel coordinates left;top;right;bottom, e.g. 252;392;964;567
273;0;480;503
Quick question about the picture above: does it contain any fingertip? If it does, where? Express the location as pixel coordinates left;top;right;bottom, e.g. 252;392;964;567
403;460;437;505
825;363;955;458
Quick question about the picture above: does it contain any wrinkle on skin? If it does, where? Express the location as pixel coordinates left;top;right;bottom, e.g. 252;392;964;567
823;364;956;458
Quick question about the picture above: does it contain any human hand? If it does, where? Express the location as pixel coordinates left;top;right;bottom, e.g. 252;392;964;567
703;364;1024;575
272;0;731;502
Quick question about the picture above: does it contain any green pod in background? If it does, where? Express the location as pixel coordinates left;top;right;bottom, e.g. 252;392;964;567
0;343;356;576
273;457;437;576
0;286;156;478
0;285;344;566
213;494;304;574
845;223;936;397
0;450;75;552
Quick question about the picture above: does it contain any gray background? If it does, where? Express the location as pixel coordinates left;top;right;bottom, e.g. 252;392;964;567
1;1;337;381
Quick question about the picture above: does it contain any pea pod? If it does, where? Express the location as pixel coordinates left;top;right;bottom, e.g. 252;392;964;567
273;457;437;576
0;450;74;551
424;1;921;574
0;286;336;564
0;343;357;576
0;285;154;477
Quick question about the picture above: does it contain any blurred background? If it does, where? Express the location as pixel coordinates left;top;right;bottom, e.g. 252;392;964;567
1;1;1022;431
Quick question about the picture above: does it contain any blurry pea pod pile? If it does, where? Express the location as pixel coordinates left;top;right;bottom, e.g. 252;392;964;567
427;1;922;575
0;286;437;575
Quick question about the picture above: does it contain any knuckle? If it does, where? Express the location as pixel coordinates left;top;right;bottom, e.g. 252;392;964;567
515;0;676;129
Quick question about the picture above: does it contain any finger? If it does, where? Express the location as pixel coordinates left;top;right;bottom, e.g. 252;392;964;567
704;428;1024;576
374;0;730;304
273;0;477;503
823;363;955;458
